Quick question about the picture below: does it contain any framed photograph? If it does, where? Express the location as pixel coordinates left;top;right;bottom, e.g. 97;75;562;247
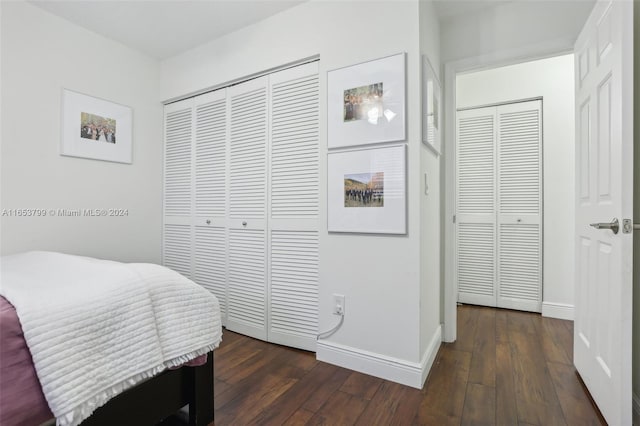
327;53;406;148
61;89;132;164
422;55;441;155
328;145;406;234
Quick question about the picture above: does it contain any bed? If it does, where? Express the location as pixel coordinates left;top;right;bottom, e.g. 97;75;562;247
0;251;222;426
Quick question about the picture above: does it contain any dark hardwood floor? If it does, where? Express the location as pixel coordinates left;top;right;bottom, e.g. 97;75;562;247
166;304;606;425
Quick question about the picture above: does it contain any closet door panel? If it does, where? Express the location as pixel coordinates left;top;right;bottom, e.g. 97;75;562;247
163;99;194;277
163;223;192;278
227;227;267;340
193;90;228;323
195;90;227;224
164;102;193;219
497;100;542;312
226;77;268;339
270;62;320;220
456;107;497;307
229;77;268;222
194;225;227;322
270;230;318;349
268;62;320;351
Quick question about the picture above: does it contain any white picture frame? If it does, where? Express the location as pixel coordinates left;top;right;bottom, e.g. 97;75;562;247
61;89;132;164
327;53;406;148
422;55;441;155
328;145;406;234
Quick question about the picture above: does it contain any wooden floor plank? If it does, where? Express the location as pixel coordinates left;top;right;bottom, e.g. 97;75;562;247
450;305;478;352
461;383;496;426
355;381;422;425
532;316;572;365
495;309;509;344
214;373;297;425
415;346;471;423
306;391;368;425
468;307;496;387
282;408;315;425
544;316;574;363
547;362;606;426
495;341;518;425
339;371;383;401
507;309;537;335
301;367;352;413
249;362;340;425
509;329;567;425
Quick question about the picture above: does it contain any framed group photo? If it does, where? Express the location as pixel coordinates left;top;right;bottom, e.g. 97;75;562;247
328;145;406;234
61;89;133;164
327;53;406;148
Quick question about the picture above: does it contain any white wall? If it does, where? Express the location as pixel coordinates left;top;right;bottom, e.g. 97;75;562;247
441;0;594;64
1;1;163;263
418;0;442;369
456;54;575;317
161;0;441;386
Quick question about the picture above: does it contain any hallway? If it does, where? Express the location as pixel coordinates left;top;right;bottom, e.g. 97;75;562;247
432;304;604;425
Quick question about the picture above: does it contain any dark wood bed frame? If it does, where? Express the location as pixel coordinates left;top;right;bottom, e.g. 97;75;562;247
80;351;214;426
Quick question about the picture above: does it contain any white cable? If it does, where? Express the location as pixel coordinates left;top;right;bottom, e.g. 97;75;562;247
316;314;344;340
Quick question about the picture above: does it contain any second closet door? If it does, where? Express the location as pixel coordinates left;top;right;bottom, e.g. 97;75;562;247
456;100;542;312
226;77;269;340
496;101;542;312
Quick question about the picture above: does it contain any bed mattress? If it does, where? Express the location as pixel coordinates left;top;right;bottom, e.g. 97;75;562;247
0;296;53;426
0;251;221;426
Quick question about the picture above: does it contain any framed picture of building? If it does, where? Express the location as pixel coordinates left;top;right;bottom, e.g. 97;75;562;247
328;144;406;234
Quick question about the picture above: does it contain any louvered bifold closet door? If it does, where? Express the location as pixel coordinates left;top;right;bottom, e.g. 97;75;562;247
193;89;229;324
268;62;320;351
497;100;542;312
226;77;269;340
456;107;497;307
163;99;194;278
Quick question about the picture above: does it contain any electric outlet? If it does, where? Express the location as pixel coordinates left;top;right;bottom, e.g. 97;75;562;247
333;294;345;316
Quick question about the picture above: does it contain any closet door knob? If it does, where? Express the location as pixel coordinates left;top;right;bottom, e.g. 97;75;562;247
206;219;211;225
242;221;247;226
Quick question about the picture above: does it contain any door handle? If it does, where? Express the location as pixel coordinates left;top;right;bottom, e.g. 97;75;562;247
590;218;619;234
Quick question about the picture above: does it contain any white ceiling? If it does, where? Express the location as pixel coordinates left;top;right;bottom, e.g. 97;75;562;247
29;0;307;60
29;0;512;60
433;0;512;20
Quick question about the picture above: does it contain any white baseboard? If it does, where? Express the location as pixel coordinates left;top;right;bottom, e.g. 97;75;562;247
541;302;574;320
420;324;442;387
316;325;442;389
633;393;640;425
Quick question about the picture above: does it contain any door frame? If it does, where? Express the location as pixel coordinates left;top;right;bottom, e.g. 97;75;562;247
442;40;576;342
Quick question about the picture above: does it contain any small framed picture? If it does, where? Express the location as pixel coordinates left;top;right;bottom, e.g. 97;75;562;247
422;55;441;155
327;53;406;148
61;89;132;164
328;145;406;234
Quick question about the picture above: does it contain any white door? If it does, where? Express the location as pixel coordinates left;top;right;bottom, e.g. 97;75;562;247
163;98;194;279
456;101;542;312
193;89;228;325
496;101;542;312
456;106;497;307
226;76;269;341
268;62;320;351
573;1;633;425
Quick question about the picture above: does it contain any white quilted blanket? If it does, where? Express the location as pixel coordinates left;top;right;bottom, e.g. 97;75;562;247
0;251;222;426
